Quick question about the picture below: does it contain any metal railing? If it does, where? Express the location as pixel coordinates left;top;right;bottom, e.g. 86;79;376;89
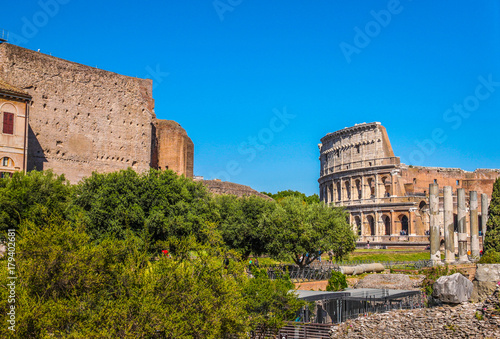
0;29;8;42
258;259;431;281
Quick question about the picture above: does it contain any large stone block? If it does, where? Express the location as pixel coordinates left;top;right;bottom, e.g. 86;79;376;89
475;264;500;282
432;273;473;304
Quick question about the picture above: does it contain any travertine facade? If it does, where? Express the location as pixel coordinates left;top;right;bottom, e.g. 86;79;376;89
0;43;193;182
318;122;500;245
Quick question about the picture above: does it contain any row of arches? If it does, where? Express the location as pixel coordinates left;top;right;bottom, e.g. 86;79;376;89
320;173;394;204
353;214;409;236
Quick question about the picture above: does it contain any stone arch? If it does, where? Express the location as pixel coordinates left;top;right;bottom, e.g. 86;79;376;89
367;177;375;197
354;215;362;236
382;214;391;236
329;183;334;203
344;180;351;200
367;215;375;236
381;175;391;197
355;178;362;199
400;214;409;234
1;157;14;168
336;181;341;201
0;102;18;114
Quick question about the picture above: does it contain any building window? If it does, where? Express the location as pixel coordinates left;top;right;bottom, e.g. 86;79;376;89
413;178;417;184
433;179;437;184
2;157;8;166
456;180;459;186
2;112;14;134
356;145;360;153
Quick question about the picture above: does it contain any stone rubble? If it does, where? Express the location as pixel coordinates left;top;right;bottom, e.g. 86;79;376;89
330;286;500;339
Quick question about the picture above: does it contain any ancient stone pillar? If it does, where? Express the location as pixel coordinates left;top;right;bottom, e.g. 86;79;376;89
429;184;441;265
457;188;468;263
481;193;488;237
443;186;455;264
470;191;480;259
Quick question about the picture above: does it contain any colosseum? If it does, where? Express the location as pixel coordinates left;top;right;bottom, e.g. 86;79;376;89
318;122;500;247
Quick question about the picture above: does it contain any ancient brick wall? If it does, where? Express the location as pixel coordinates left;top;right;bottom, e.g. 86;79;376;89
400;166;500;197
0;43;156;183
153;120;194;178
201;180;272;200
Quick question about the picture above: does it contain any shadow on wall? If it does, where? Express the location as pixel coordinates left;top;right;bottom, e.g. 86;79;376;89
27;124;46;171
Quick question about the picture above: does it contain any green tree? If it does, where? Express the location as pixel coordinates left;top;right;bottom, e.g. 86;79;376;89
264;197;356;268
243;268;306;335
0;170;73;240
262;190;320;204
484;178;500;253
215;194;276;258
72;168;217;250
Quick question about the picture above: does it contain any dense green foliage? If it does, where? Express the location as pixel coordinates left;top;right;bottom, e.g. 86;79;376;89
215;195;275;259
326;271;348;291
0;170;73;240
0;169;355;337
262;189;320;204
72;169;216;249
478;250;500;264
484;178;500;253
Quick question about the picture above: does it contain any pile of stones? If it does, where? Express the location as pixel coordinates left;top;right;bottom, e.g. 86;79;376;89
329;284;500;338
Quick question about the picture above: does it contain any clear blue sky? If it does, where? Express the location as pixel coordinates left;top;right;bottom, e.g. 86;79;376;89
2;0;499;195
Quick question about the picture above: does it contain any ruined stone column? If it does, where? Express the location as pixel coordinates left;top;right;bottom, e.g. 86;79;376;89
457;188;468;263
443;186;455;264
429;184;441;265
470;191;480;259
481;193;489;238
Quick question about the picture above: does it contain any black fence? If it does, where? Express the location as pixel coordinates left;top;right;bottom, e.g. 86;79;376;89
255;264;340;283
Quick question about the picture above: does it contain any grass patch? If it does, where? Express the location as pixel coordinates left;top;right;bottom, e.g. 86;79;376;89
343;250;431;262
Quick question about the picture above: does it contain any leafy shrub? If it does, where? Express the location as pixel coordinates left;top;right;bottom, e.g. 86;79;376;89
478;250;500;264
326;271;347;291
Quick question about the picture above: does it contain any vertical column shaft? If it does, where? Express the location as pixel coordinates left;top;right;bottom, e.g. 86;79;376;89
457;188;468;262
429;184;441;265
481;193;489;237
443;186;455;263
470;191;480;259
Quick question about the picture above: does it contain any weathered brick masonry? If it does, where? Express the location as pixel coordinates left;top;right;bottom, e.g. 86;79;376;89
0;43;193;182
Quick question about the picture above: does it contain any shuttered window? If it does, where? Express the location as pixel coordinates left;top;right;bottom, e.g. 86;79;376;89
3;112;14;134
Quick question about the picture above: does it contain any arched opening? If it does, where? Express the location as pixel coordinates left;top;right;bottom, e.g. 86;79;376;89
382;215;391;235
419;201;426;210
329;183;334;203
382;176;390;197
354;216;362;236
367;178;375;197
355;179;362;199
400;215;409;234
1;157;14;167
367;215;375;236
345;181;351;200
336;182;341;201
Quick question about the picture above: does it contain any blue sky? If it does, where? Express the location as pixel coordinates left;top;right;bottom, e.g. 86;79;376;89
1;0;499;195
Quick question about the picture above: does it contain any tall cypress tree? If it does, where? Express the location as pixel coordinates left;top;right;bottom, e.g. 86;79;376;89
484;178;500;253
